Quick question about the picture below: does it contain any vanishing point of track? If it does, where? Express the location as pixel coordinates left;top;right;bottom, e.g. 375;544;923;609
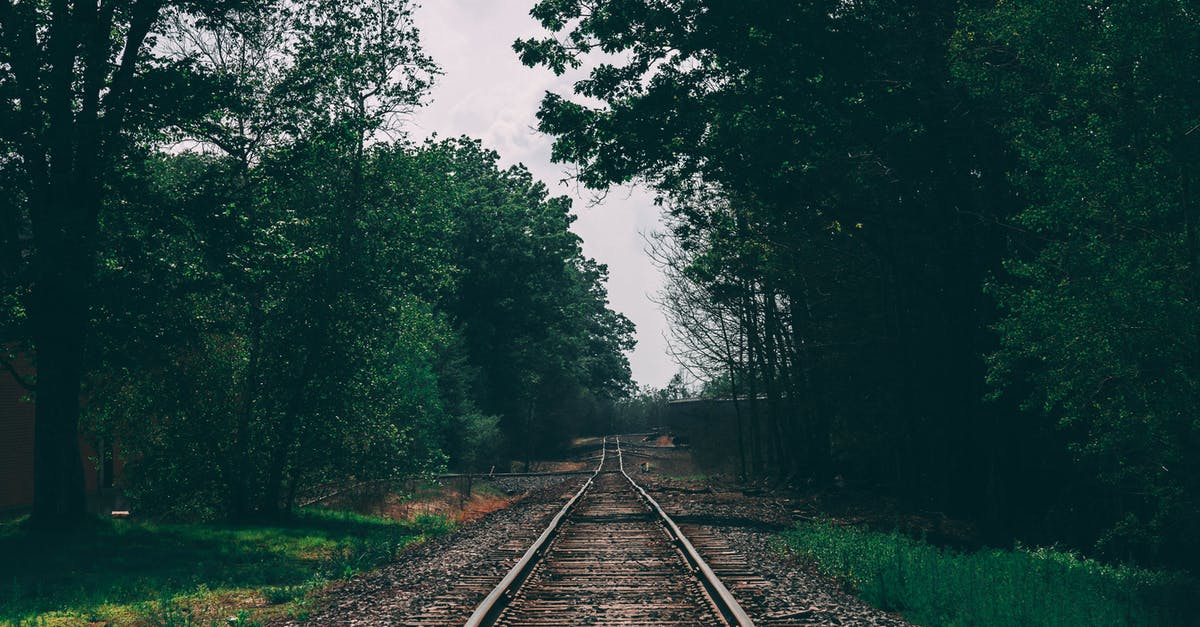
464;436;754;627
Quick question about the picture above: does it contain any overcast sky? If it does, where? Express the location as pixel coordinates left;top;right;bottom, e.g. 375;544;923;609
407;1;676;388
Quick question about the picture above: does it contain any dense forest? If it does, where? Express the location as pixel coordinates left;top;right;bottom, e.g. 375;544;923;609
0;1;633;523
517;0;1200;573
3;0;1199;583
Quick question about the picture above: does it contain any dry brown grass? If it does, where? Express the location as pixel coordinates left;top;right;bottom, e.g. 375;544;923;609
380;481;519;526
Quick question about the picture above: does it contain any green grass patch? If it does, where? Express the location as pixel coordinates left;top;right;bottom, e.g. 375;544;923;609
0;508;454;626
466;482;507;498
660;473;709;482
781;520;1198;626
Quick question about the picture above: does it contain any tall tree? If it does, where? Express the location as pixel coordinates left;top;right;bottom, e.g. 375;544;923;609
516;0;1014;493
411;137;634;462
956;0;1200;567
0;0;267;528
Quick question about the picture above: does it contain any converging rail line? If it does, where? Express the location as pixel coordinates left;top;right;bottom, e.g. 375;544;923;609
464;436;754;627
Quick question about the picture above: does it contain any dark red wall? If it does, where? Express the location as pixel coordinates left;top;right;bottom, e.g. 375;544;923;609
0;365;35;510
1;360;121;512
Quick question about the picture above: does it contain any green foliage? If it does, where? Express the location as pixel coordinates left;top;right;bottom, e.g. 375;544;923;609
953;1;1200;568
518;0;1015;519
50;0;635;522
609;386;672;433
407;137;635;462
411;512;457;537
783;521;1198;626
518;0;1200;573
448;412;504;473
0;509;447;625
84;131;635;517
86;143;454;520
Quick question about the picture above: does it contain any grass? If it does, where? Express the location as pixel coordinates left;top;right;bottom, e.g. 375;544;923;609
0;509;454;626
465;482;507;498
780;520;1199;626
659;473;710;481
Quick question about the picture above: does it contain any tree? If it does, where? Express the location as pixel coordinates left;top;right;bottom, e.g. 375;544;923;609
0;0;273;528
83;132;635;519
956;0;1200;567
516;0;1200;570
410;137;634;463
517;0;1015;491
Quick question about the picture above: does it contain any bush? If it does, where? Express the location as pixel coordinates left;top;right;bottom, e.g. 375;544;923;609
413;512;456;537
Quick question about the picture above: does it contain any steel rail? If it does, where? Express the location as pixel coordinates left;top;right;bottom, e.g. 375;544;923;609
464;435;754;627
615;436;755;627
463;437;608;627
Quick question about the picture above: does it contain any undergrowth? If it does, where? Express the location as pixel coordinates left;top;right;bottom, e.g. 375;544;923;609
0;508;453;626
781;520;1198;626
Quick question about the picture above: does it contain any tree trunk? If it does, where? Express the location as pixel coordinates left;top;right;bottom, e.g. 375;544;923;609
1184;166;1198;300
263;344;317;516
30;257;90;528
743;290;764;476
12;0;161;530
762;289;786;476
726;359;749;480
230;302;264;521
788;287;829;483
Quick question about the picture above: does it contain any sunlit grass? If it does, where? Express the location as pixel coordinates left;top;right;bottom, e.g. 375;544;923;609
0;508;453;626
781;520;1198;626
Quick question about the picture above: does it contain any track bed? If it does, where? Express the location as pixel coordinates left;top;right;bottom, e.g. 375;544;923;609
470;437;747;627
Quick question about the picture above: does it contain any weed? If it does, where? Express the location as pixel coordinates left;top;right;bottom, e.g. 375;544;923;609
261;584;308;605
224;609;262;626
413;512;456;536
141;598;196;627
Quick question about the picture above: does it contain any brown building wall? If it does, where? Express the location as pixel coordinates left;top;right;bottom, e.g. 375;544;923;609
1;362;121;513
0;367;36;510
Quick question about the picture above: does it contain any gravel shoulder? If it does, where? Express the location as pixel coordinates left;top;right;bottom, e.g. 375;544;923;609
279;473;585;626
630;441;911;626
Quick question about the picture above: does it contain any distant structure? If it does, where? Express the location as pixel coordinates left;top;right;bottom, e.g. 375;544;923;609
664;396;758;427
662;397;757;471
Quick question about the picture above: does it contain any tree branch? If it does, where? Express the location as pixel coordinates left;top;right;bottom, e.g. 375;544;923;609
102;0;166;134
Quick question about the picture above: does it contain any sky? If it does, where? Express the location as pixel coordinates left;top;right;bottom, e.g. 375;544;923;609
408;1;676;388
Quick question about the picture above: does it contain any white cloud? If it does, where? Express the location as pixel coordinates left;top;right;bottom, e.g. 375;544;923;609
409;0;676;388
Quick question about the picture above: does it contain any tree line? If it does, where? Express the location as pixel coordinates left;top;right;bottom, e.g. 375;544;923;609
1;0;632;524
519;0;1200;572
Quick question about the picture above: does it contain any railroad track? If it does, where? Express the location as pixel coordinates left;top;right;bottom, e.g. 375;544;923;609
465;436;754;627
